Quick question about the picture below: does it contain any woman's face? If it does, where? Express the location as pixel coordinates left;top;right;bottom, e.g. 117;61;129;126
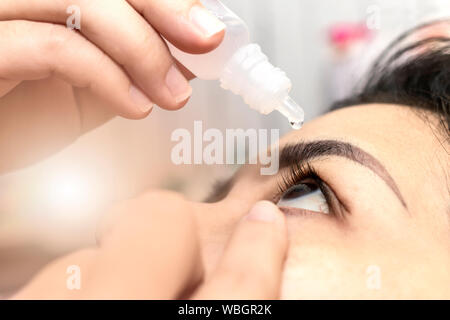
189;103;450;299
87;103;448;300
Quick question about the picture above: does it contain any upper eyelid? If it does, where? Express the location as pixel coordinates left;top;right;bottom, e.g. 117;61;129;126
279;140;407;209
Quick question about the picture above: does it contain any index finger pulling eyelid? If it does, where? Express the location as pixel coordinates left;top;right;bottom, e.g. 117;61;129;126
194;202;288;299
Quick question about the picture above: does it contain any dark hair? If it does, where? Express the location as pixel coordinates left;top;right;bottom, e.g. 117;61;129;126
332;20;450;145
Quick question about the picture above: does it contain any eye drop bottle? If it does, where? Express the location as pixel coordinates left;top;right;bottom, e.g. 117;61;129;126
167;0;305;129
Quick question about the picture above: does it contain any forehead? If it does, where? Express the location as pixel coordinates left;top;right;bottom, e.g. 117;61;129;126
283;104;440;157
280;104;447;212
286;104;422;145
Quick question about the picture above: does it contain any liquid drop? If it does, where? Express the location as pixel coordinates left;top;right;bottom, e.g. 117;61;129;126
290;120;303;130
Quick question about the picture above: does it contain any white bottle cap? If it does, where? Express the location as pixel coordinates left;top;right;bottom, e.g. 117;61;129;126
220;43;304;128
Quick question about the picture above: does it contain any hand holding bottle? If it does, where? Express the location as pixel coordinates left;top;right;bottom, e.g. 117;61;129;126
0;0;226;173
170;0;305;129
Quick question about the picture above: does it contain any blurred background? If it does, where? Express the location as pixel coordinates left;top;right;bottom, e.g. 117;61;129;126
0;0;449;296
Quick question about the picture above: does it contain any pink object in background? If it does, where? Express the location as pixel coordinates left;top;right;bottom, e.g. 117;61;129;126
326;22;375;102
329;22;373;52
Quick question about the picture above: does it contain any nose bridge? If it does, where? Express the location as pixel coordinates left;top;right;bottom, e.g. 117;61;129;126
191;199;242;274
191;197;262;276
192;199;245;229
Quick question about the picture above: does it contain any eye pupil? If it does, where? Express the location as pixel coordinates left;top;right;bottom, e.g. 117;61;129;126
283;183;319;200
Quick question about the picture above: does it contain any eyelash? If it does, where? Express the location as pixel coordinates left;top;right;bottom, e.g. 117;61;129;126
276;162;347;220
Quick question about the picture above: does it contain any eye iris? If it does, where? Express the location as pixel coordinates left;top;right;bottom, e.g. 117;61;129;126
278;182;330;214
283;183;318;200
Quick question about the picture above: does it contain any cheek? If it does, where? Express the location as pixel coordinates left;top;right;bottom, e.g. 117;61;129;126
281;246;368;299
280;214;450;299
280;217;370;299
194;201;244;278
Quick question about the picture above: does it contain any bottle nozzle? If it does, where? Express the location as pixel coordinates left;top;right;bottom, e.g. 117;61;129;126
276;96;305;130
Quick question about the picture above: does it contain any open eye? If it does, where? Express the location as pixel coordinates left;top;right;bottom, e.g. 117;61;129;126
277;182;330;214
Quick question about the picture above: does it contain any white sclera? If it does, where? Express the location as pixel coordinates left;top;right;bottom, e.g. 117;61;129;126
278;188;330;214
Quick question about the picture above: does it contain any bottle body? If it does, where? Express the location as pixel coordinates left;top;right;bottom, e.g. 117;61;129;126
167;0;305;128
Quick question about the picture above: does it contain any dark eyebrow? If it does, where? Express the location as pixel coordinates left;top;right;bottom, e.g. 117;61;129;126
206;139;407;208
279;140;407;208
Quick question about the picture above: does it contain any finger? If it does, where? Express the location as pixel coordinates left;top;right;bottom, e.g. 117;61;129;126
0;0;198;110
0;20;153;119
0;79;120;174
11;249;98;299
128;0;226;54
88;192;204;299
176;60;196;81
0;79;83;174
194;201;288;300
0;79;20;97
72;88;116;134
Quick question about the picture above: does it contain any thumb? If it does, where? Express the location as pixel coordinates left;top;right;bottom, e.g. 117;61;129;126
193;201;288;300
129;0;226;54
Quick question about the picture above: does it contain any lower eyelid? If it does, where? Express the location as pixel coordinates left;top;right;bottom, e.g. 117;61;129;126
278;206;331;218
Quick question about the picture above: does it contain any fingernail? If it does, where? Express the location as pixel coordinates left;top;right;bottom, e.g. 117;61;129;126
129;85;153;113
190;5;226;38
246;201;279;222
165;65;192;103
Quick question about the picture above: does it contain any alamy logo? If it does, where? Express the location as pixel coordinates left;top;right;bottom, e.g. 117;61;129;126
66;5;81;30
171;121;280;175
366;5;381;30
66;265;81;290
366;265;381;290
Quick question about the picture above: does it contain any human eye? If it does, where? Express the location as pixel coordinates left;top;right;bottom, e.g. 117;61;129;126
276;163;347;219
278;182;329;214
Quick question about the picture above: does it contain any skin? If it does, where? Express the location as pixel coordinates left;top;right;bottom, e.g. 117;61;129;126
0;0;225;173
11;103;450;299
197;104;450;299
1;0;448;301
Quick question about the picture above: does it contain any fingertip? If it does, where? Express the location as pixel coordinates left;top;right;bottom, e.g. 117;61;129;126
129;84;155;115
163;24;225;55
189;5;226;38
162;5;226;55
153;89;192;112
182;4;226;54
244;201;288;252
134;106;154;119
168;95;191;111
163;65;193;108
246;201;285;224
184;28;226;54
196;201;287;300
119;103;154;120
